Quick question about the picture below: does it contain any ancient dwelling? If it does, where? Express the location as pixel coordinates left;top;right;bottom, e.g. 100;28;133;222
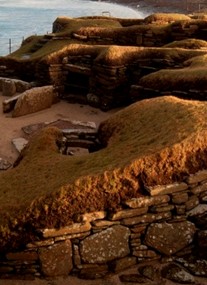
0;13;207;112
0;96;207;282
0;13;207;282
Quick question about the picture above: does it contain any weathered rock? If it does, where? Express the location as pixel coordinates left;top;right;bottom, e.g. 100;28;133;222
2;93;23;113
138;264;157;281
175;205;186;215
12;86;58;117
92;220;120;228
54;231;90;242
6;251;38;261
122;212;172;226
41;222;91;238
185;195;199;211
2;79;16;96
176;256;207;277
161;263;195;284
109;256;137;273
73;246;81;268
39;240;72;277
149;204;174;213
172;192;189;204
87;93;100;107
133;249;159;258
197;230;207;258
80;225;130;264
186;170;207;184
76;211;106;223
119;274;149;283
190;182;207;195
26;239;54;249
146;183;188;196
187;204;207;229
13;79;31;92
109;207;148;221
12;137;28;153
125;195;170;208
78;264;108;279
131;225;147;234
144;221;196;256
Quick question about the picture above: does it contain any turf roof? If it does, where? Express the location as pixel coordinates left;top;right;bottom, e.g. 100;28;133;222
1;96;207;250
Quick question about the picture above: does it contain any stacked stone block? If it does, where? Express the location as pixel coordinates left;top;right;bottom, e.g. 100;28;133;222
0;169;206;279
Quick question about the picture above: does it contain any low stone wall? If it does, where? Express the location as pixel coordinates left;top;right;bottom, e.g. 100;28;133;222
0;169;206;279
130;84;207;102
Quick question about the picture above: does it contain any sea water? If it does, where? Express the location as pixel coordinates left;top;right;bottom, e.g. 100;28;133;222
0;0;146;56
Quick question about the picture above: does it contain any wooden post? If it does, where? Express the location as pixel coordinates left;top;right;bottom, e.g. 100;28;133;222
9;38;11;54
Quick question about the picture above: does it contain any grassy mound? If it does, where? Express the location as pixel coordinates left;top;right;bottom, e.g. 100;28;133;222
52;16;122;35
139;67;207;91
144;13;191;24
1;97;207;250
163;39;207;49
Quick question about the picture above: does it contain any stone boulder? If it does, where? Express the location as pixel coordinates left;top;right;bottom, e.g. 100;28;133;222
2;79;16;96
161;263;195;284
144;221;196;255
12;86;59;117
80;225;130;264
0;77;31;93
39;240;72;277
13;79;31;93
187;204;207;229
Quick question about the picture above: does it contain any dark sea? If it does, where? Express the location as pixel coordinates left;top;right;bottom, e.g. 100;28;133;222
0;0;147;56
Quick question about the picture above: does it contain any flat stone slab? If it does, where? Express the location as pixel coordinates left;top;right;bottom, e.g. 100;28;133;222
146;183;188;196
80;225;130;264
22;119;96;136
144;221;196;256
12;137;29;153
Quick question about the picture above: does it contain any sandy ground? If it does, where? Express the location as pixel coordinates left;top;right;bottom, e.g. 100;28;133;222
0;94;120;163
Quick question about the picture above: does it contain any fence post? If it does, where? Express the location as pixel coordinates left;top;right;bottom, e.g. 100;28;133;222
9;38;11;54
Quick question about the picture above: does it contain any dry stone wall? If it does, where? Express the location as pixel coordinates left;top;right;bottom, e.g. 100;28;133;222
130;84;207;103
0;170;206;279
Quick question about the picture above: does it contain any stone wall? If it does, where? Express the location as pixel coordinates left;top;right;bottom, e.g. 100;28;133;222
0;169;206;279
130;84;207;103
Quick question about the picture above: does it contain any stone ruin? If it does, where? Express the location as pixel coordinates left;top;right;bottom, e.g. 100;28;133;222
1;15;207;112
0;14;207;283
0;171;206;283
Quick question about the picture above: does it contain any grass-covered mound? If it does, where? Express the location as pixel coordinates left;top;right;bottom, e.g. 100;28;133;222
139;67;207;91
163;38;207;49
144;13;191;24
1;96;207;250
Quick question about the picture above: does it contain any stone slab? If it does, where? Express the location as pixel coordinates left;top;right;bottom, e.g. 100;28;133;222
109;207;148;221
125;195;170;208
146;183;188;196
39;240;72;277
41;222;91;238
186;170;207;184
80;225;130;264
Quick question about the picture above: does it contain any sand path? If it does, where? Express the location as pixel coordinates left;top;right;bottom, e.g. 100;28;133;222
0;94;119;163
